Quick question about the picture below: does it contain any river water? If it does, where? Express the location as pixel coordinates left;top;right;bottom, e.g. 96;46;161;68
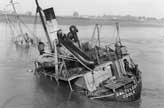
0;23;164;108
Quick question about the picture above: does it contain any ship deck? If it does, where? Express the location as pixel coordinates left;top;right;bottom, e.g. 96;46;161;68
38;69;85;91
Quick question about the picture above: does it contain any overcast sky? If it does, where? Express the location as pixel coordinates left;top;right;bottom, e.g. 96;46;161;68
0;0;164;18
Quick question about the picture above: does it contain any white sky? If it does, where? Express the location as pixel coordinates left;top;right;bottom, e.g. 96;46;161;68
0;0;164;18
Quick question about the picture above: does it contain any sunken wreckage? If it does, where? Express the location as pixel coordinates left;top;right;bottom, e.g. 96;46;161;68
6;0;36;49
34;0;142;102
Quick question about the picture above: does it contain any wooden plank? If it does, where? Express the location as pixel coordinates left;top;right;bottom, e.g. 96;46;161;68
104;77;134;90
105;83;123;89
90;93;115;100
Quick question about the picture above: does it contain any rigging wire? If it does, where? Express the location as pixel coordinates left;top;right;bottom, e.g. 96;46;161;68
33;11;38;38
18;17;38;38
90;24;102;47
5;9;40;46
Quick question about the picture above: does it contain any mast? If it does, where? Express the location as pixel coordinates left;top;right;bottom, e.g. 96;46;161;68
96;24;101;47
90;24;101;64
91;24;101;47
35;0;53;51
114;22;125;79
10;0;23;34
35;0;59;82
5;14;13;34
43;7;59;82
96;24;101;63
115;22;121;45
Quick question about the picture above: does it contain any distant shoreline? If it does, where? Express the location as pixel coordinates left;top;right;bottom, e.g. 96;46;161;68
1;14;164;27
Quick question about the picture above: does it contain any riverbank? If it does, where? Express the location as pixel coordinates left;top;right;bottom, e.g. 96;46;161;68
1;14;164;27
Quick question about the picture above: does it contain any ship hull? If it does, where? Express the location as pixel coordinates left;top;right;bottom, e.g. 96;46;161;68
89;80;142;102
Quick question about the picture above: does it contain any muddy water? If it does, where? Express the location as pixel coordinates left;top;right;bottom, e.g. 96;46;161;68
0;23;164;108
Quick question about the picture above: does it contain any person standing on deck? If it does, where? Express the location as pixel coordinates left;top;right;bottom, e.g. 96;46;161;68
67;25;81;48
38;41;45;55
123;59;131;73
56;29;69;55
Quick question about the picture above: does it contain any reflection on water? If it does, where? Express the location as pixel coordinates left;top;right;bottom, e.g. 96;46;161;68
0;24;164;108
15;46;30;57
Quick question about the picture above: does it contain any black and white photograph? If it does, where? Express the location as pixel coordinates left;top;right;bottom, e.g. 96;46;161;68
0;0;163;108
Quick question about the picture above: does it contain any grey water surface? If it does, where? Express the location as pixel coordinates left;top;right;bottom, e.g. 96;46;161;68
0;23;164;108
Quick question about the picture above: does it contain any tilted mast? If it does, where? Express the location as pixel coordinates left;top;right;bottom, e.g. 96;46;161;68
35;0;59;82
114;22;125;79
35;0;53;51
10;0;23;35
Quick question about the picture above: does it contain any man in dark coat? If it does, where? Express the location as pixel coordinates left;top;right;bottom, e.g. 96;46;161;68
67;25;81;48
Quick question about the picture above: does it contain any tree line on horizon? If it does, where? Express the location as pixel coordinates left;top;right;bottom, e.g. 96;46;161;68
0;10;163;22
